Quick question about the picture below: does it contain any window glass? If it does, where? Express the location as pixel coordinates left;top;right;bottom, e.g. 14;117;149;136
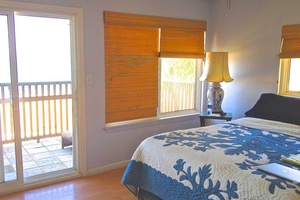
160;58;199;113
0;15;11;83
289;59;300;91
15;15;71;82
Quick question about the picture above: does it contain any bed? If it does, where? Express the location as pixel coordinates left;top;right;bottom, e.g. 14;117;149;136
122;93;300;199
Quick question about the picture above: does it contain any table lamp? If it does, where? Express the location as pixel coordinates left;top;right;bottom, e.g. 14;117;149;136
199;52;233;113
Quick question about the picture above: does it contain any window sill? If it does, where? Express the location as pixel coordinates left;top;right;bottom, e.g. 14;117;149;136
278;91;300;98
104;112;199;133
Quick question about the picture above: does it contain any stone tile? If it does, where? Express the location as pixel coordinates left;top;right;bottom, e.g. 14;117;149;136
24;167;44;177
63;160;74;168
22;140;38;144
22;147;29;155
3;155;10;165
4;165;15;173
23;160;38;169
22;141;43;149
57;154;73;162
23;154;33;162
5;172;17;182
5;153;16;165
41;163;67;173
46;144;62;151
4;151;16;160
3;143;15;153
26;146;48;154
31;152;55;160
36;157;60;167
51;148;72;156
3;137;74;179
41;137;61;146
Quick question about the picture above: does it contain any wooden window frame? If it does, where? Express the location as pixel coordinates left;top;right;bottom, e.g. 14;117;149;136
278;24;300;98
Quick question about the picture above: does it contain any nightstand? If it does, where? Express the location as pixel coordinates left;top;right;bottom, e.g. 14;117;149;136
199;112;232;126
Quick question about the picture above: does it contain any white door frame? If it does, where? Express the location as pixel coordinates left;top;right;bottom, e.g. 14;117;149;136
0;1;86;194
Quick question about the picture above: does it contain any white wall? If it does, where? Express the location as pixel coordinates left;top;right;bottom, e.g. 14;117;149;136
208;0;300;119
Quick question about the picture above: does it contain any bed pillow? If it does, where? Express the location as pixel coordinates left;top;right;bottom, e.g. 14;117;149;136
245;93;300;126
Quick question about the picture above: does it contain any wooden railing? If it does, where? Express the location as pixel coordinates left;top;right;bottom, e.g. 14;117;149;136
160;81;195;113
0;81;193;142
0;81;72;143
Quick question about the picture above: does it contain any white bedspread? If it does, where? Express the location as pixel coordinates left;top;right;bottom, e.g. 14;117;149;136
122;117;300;199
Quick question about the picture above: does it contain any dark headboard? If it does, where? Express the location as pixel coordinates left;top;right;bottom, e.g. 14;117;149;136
245;93;300;126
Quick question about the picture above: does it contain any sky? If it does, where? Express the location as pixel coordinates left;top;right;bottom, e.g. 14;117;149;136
289;59;300;91
0;15;71;84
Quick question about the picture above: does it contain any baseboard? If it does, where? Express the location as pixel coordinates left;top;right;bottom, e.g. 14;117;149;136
87;160;130;176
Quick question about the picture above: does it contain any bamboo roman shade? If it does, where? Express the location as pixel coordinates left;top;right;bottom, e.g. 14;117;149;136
279;24;300;58
105;26;159;123
159;28;205;58
104;11;206;123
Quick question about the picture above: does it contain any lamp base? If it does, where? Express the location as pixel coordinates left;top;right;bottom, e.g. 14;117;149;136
207;82;224;113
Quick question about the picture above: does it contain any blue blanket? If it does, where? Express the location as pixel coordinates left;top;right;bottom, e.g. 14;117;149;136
122;118;300;199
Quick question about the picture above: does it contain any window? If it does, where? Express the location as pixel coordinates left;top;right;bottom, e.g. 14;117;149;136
289;59;300;91
278;58;300;96
104;11;206;123
159;58;201;114
278;24;300;97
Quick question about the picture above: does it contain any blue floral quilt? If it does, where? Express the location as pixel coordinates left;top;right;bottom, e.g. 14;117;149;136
122;117;300;199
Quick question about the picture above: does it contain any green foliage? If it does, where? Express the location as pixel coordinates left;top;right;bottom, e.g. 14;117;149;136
161;58;196;81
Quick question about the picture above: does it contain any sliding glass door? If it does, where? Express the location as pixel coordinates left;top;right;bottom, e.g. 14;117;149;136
0;8;79;189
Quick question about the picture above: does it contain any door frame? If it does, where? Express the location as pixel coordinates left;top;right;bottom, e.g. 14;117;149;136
0;1;86;195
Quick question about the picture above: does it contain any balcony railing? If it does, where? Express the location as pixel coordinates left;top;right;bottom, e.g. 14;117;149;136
160;81;195;113
0;81;72;144
0;80;194;143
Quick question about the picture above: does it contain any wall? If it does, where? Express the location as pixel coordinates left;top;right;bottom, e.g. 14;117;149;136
208;0;300;118
6;0;211;172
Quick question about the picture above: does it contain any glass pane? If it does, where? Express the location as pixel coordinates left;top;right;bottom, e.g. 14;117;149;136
0;14;17;182
289;59;300;91
14;15;73;178
15;16;71;82
160;58;196;113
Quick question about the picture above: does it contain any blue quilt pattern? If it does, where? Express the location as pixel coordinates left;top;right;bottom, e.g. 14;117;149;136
123;159;239;200
173;159;238;199
122;123;300;199
153;124;300;195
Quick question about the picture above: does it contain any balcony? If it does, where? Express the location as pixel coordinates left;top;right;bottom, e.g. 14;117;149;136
0;81;72;143
0;81;73;181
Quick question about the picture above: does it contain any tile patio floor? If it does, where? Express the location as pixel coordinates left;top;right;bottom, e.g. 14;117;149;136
3;137;73;182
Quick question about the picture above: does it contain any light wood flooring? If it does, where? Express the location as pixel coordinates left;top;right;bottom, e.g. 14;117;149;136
0;168;136;200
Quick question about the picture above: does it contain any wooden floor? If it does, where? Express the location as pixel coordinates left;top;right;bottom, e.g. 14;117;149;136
0;168;136;200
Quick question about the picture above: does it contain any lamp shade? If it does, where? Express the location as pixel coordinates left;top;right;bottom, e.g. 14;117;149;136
199;52;233;82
